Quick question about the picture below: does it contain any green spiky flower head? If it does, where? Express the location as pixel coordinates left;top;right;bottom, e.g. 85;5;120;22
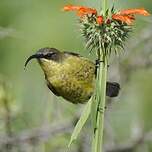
63;4;150;58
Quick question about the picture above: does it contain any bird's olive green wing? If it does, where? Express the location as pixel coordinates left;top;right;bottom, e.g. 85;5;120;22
63;51;95;83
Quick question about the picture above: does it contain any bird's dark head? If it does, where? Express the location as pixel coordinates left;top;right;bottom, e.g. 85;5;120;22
24;47;61;68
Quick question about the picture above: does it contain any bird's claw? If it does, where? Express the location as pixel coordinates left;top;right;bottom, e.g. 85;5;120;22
95;59;109;68
97;106;107;113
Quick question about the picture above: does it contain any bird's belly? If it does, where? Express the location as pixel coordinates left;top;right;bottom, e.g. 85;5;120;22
49;75;94;104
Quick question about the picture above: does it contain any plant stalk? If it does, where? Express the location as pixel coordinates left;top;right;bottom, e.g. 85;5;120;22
92;0;108;151
98;55;107;152
103;0;108;15
92;54;107;152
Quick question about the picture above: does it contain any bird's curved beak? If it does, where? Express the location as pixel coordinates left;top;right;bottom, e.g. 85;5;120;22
24;53;44;69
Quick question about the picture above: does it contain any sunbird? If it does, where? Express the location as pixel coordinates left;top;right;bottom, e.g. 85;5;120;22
25;48;120;104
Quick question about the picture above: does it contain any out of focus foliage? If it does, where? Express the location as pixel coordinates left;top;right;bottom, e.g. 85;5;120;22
0;0;152;152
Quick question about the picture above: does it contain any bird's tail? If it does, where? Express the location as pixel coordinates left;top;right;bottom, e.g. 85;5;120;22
106;82;120;97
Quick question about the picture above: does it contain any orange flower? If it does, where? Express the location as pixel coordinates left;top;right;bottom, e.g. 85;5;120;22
63;5;81;11
119;8;150;16
77;7;97;17
112;14;135;25
63;5;97;17
97;16;104;25
112;8;150;24
63;5;150;25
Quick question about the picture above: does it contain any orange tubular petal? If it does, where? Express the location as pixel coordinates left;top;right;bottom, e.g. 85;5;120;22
112;14;135;25
63;4;97;17
119;8;150;16
63;5;81;11
97;16;104;25
77;7;97;17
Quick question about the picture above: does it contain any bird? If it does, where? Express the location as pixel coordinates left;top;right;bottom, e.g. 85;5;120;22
25;47;120;104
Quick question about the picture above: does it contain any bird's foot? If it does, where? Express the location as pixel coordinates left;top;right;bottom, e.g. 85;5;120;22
97;106;107;113
97;107;104;113
95;59;109;68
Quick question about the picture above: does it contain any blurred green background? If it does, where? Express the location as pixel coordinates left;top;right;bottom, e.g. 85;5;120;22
0;0;152;152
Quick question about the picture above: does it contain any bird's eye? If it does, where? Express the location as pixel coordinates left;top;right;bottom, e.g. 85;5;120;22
44;53;54;59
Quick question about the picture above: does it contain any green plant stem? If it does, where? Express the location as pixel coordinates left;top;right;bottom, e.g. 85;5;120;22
92;1;108;151
98;55;107;152
103;0;108;16
92;54;107;152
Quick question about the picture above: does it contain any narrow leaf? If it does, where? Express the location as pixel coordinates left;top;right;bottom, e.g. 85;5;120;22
68;97;93;147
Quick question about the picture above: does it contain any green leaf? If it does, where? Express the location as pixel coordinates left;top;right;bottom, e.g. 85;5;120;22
68;97;93;148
